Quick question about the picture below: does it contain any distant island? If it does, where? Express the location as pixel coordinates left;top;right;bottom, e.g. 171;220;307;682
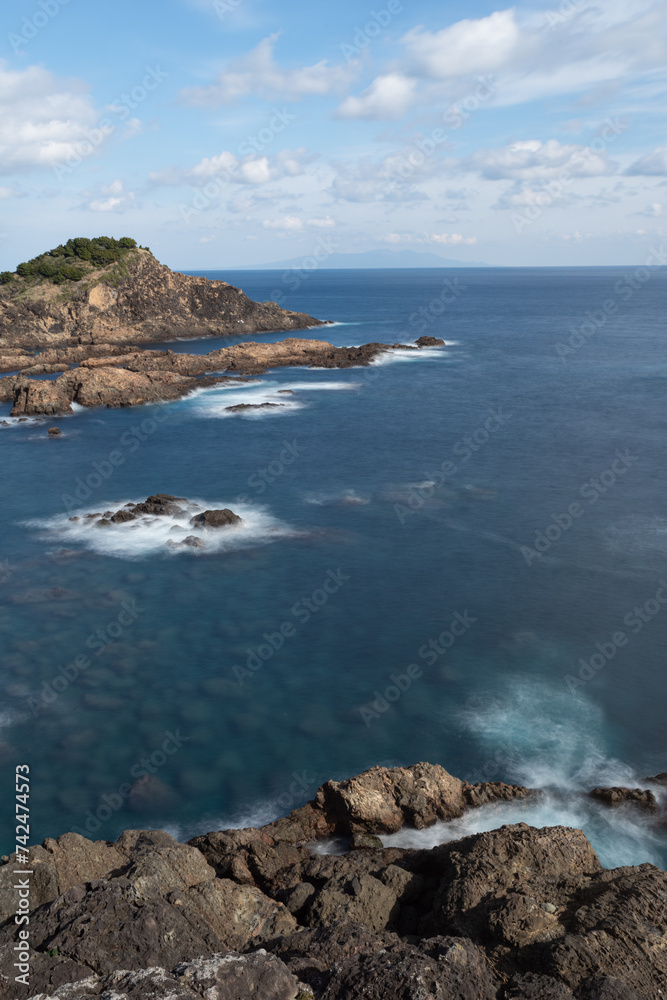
222;248;489;270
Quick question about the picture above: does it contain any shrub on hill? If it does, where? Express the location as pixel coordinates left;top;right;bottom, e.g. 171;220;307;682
11;236;139;285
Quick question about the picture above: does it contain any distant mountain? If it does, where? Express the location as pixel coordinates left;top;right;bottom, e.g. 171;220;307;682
225;249;488;270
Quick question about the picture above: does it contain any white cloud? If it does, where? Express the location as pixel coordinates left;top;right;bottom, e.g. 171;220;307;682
150;147;312;188
262;215;303;231
0;62;101;174
179;34;358;106
461;139;615;181
0;186;15;199
626;147;667;176
86;179;135;212
336;74;417;121
379;231;476;245
306;216;335;228
402;10;520;79
198;235;217;243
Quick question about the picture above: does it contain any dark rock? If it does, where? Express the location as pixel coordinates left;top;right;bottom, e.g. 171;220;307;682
575;976;644;999
110;509;138;523
415;336;446;347
174;950;303;1000
589;786;658;811
321;934;498;1000
224;402;286;412
189;509;242;529
505;973;575;998
644;772;667;785
128;774;180;812
349;832;384;850
48;426;62;436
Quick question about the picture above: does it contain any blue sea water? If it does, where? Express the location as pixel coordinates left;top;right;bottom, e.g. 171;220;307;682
1;266;667;867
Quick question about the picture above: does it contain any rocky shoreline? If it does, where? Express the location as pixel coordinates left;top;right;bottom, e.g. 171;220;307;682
0;337;443;418
1;761;665;999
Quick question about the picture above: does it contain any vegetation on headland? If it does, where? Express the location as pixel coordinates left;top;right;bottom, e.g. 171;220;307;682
0;236;149;287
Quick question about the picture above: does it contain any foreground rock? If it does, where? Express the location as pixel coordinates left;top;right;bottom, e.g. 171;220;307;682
0;761;663;1000
0;249;323;351
5;337;445;416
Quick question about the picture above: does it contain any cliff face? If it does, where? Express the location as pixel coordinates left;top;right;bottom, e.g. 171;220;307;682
0;250;323;351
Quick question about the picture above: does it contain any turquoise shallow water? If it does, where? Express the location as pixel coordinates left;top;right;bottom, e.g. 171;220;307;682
1;267;666;866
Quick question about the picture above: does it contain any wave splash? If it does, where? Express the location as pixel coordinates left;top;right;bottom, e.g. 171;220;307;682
24;498;297;560
382;679;667;869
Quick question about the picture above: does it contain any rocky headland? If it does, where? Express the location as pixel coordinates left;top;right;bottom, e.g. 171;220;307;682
0;244;323;352
1;761;665;1000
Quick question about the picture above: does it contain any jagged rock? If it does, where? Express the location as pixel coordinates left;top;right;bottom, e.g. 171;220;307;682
575;977;644;1000
0;249;323;350
174;951;303;1000
320;934;498;1000
10;378;72;416
47;426;62;436
589;787;658;811
189;509;242;529
505;973;576;998
24;952;305;1000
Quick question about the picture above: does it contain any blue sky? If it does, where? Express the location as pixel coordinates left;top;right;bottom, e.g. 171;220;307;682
0;0;665;268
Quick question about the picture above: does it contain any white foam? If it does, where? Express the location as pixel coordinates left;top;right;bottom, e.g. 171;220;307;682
370;346;449;366
186;379;361;419
24;498;297;560
303;489;370;507
443;677;667;867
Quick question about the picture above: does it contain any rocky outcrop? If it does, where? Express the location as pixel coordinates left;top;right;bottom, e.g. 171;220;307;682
4;338;445;416
589;786;658;811
0;250;323;351
189;509;242;529
1;762;664;1000
69;496;242;536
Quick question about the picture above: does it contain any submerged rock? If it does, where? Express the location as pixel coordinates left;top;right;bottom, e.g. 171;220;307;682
224;402;286;412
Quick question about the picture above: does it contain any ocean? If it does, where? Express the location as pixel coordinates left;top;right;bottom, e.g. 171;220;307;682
1;266;666;868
